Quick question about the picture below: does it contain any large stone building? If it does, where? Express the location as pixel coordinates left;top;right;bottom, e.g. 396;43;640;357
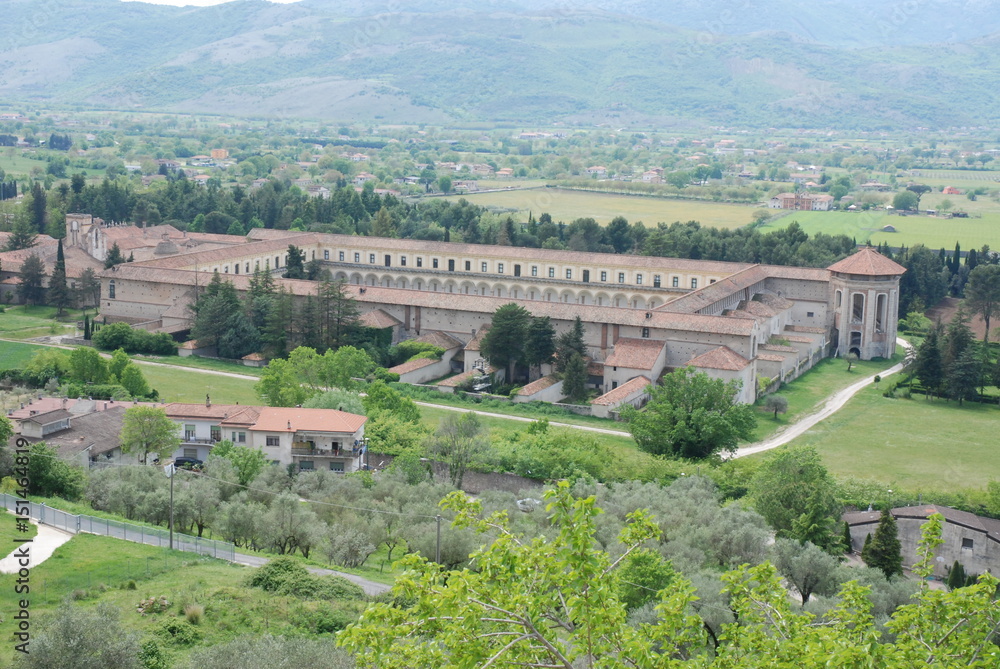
86;221;904;409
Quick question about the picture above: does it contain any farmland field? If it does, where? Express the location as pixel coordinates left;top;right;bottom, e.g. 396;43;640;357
440;187;757;228
762;210;1000;250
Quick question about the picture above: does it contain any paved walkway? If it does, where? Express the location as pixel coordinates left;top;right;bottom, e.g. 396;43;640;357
0;519;74;573
734;338;911;458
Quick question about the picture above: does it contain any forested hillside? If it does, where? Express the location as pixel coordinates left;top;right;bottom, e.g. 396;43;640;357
1;0;999;128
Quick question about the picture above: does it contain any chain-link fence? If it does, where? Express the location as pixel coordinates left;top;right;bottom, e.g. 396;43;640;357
0;493;235;561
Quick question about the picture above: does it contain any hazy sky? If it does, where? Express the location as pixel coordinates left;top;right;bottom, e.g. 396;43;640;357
121;0;301;6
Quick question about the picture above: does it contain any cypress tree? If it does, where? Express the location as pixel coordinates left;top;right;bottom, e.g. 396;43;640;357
946;561;967;591
843;522;853;554
864;509;903;579
47;239;72;316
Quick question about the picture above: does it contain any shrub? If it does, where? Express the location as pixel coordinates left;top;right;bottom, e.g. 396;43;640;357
92;322;177;355
155;619;201;646
245;556;309;592
184;603;205;625
372;367;399;382
137;596;171;615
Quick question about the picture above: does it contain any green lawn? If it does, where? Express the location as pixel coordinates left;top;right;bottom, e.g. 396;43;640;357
781;387;1000;491
0;305;83;340
441;187;756;228
140;364;259;405
747;349;904;443
0;510;38;544
132;354;263;377
762;210;1000;251
0;340;45;370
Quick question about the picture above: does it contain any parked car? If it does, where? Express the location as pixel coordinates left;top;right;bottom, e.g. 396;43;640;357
173;457;204;470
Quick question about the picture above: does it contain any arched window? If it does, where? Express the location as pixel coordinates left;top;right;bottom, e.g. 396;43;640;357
835;290;842;308
108;280;115;299
851;293;864;323
875;294;887;332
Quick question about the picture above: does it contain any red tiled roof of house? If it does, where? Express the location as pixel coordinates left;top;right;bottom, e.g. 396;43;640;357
518;375;559;396
252;406;366;434
782;335;814;344
412;330;464;350
827;247;906;276
219;406;261;427
358;309;402;329
756;353;786;362
242;352;266;361
464;325;490;351
591;376;651;406
437;365;496;388
389;356;439;375
164;403;252;420
686;346;750;371
761;344;797;353
786;325;827;335
604;338;666;370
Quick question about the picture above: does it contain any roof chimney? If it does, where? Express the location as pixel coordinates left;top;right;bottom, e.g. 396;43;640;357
287;421;292;430
206;394;211;408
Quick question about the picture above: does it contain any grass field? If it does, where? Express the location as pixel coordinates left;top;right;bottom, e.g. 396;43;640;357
0;534;368;666
746;350;903;443
441;187;756;228
762;210;1000;250
779;386;1000;491
0;340;45;371
132;354;263;377
139;363;259;405
0;305;82;340
906;169;1000;190
0;510;38;544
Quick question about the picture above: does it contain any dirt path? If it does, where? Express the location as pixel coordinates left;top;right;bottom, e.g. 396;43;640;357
412;401;633;436
0;520;74;573
734;337;911;458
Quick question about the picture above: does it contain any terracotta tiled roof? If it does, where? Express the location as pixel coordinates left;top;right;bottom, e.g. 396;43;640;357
756;353;787;362
358;309;402;329
164;403;250;420
23;406;128;458
465;325;490;351
827;247;906;276
587;361;604;376
252;406;366;434
219;406;261;427
518;375;559;396
686;346;750;371
761;344;797;353
786;325;826;334
412;330;464;350
754;292;794;310
591;376;651;406
21;409;73;425
604;338;666;370
242;352;266;361
782;335;814;344
437;366;496;387
389;356;439;375
741;300;777;318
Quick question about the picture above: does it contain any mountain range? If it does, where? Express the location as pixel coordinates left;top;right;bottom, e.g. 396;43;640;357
1;0;999;129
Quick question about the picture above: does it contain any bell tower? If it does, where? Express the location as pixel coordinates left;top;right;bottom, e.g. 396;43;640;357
827;247;906;360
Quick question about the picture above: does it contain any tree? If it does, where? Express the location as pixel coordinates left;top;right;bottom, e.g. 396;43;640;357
104;242;125;269
25;442;85;499
523;316;556;377
554;316;587;374
68;346;109;384
14;602;142;669
892;190;919;211
255;358;312;407
76;266;101;310
183;636;354;669
561;352;588;402
770;538;841;604
764;394;788;419
621;367;756;459
47;239;71;315
964;264;1000;342
427;412;487;489
863;508;903;579
108;347;130;381
319;345;375;390
789;486;842;552
749;446;840;542
317;279;360;350
120;406;181;465
5;213;37;251
29;182;47;233
283;244;306;279
218;310;261;360
906;183;932;209
370;206;396;238
0;414;13;446
191;271;240;352
945;344;982;405
362;380;420;424
614;548;675;612
302;388;365;415
914;323;944;396
261;286;295;358
119;362;152;398
16;253;46;306
479;303;532;382
211;440;267;487
437;175;452;193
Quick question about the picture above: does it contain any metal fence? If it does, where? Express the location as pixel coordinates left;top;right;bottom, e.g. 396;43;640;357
1;493;235;561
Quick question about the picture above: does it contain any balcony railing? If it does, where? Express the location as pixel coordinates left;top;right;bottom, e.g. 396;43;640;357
291;448;359;459
182;437;219;445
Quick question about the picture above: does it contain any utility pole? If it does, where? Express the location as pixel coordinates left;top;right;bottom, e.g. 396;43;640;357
164;461;176;550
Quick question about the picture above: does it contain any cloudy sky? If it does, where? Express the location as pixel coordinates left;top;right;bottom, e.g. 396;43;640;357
121;0;300;6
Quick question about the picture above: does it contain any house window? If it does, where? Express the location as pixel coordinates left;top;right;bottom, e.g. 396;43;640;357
231;431;246;443
582;270;589;282
672;276;679;288
369;253;375;264
600;271;607;282
210;427;221;442
224;266;229;273
275;256;280;267
653;275;661;288
266;436;279;447
330;462;345;472
548;267;555;278
636;273;643;285
184;425;196;440
807;311;815;318
852;293;864;322
245;263;250;273
108;280;115;299
531;265;538;276
481;261;488;272
354;252;360;263
400;255;407;266
618;272;625;283
876;294;887;331
234;264;239;274
299;461;314;471
417;257;423;267
690;278;698;289
642;327;649;338
498;263;504;274
962;538;974;549
433;258;439;268
465;260;471;271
